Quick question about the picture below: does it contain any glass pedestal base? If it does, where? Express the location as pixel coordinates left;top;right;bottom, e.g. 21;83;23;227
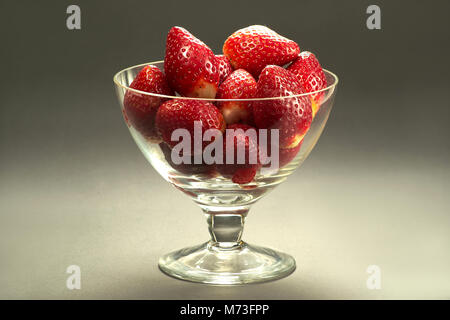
158;241;296;285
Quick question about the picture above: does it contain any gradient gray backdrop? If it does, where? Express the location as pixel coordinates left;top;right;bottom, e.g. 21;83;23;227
0;0;449;299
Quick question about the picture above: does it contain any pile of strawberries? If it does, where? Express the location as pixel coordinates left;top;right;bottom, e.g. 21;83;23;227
123;25;327;184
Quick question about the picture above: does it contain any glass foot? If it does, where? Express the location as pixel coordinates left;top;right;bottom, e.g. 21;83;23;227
158;241;296;285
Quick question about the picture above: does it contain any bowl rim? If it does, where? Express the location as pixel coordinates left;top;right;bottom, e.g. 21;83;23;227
113;60;339;101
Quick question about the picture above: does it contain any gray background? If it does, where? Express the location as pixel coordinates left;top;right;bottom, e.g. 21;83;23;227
0;0;449;299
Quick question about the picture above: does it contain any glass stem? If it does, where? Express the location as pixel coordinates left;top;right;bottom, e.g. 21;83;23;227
202;206;249;250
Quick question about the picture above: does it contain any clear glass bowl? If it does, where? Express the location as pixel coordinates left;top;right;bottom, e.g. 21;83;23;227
113;61;338;284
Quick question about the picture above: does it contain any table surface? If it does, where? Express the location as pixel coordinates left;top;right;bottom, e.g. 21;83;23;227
1;121;448;299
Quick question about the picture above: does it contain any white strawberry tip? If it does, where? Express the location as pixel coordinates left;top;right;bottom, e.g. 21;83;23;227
220;102;250;124
285;132;305;149
190;79;217;99
169;121;281;174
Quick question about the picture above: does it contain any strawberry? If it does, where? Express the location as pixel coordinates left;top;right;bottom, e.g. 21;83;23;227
216;55;233;83
123;65;174;142
122;108;130;127
216;124;261;184
259;130;303;169
216;69;257;125
223;25;300;78
262;140;303;169
159;142;216;176
287;51;327;117
253;65;312;149
164;26;220;98
155;99;225;153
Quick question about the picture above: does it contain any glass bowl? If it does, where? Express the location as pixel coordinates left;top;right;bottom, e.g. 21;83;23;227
113;61;338;284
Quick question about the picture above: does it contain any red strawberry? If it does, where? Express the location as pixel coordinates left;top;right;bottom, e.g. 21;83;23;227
216;54;233;83
164;27;220;98
155;99;225;153
253;65;312;148
123;65;174;142
287;51;327;117
223;25;300;78
159;142;216;176
259;131;303;169
122;108;130;127
216;124;261;184
216;69;257;125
